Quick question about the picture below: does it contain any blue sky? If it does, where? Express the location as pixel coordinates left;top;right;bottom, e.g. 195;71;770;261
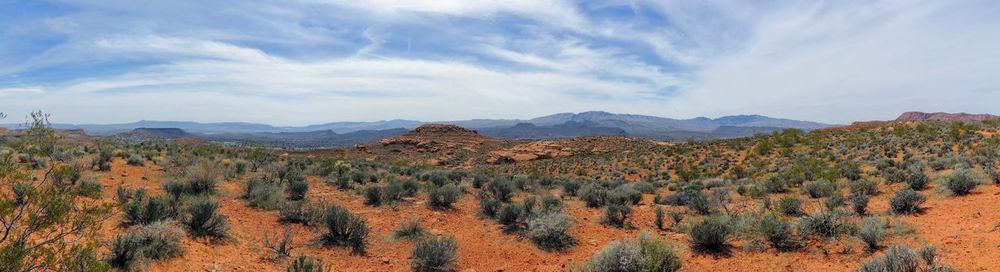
1;0;999;125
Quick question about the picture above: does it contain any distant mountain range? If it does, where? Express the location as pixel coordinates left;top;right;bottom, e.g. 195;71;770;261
896;112;999;122
1;111;834;147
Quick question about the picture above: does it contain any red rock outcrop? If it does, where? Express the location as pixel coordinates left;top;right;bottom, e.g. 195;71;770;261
896;112;999;122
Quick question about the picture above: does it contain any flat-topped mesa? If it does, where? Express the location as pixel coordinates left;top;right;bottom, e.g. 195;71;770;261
896;112;1000;122
403;124;485;139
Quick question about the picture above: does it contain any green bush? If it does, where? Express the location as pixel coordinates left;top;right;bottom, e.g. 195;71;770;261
184;198;229;238
580;185;608;208
798;210;848;239
411;235;458;272
364;186;383;206
106;222;184;270
485;179;515;202
393;218;424;240
185;161;222;195
288;254;328;272
583;234;681;272
279;200;325;226
905;171;930;190
890;189;925;214
287;179;309;201
757;213;799;251
690;217;731;253
528;212;575;251
497;203;526;230
848;179;878;196
858;245;953;272
603;204;632;228
850;193;870;216
126;154;145;166
776;197;803;216
939;168;979;196
427;184;462;210
802;179;837;198
243;179;283;210
321;204;369;254
124;190;177;226
857;217;886;252
562;180;582;196
479;198;501;218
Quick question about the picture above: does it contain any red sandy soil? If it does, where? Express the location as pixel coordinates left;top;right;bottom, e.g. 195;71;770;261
92;158;1000;271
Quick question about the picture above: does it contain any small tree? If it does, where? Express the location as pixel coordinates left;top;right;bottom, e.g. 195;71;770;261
0;111;113;271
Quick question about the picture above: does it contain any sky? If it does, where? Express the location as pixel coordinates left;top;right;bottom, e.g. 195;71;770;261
1;0;999;125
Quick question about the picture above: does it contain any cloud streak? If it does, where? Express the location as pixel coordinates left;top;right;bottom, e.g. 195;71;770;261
1;0;998;125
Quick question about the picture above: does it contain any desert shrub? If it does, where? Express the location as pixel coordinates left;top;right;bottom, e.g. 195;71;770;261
849;179;879;196
538;195;563;214
686;190;715;215
479;198;502;218
757;213;799;251
411;235;458;272
78;177;103;198
890;189;925;214
798;210;849;239
882;167;906;184
858;217;886;252
528;212;575;251
116;186;132;204
580;185;609;208
603;204;632;228
583;233;682;272
654;207;666;230
825;193;846;211
400;178;420;197
427;184;462;210
777;197;803;216
850;193;871;216
484;179;515;202
986;168;1000;185
288;254;328;272
938;168;979;196
184;160;222;195
857;245;953;272
364;186;383;206
126;154;145;166
263;227;296;259
905;171;930;190
184;198;229;238
393;218;425;240
279;200;325;226
609;186;641;205
561;180;582;196
321;204;369;254
287;179;309;201
243;179;283;210
52;165;81;186
106;222;184;270
497;203;526;230
124;190;177;226
802;179;837;198
690;217;731;253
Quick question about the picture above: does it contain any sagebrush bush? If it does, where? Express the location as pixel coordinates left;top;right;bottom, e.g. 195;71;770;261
322;204;369;254
287;179;309;201
243;179;283;210
185;160;222;195
583;233;681;272
427;184;462;210
411;235;458;272
939;168;979;196
528;212;575;251
107;222;184;270
802;179;837;198
690;217;731;253
364;186;383;206
857;245;953;272
288;254;328;272
890;189;926;214
798;210;848;239
580;185;608;208
849;179;879;196
184;198;229;238
279;200;325;226
124;190;177;226
776;197;803;216
479;198;501;218
757;213;799;251
393;217;425;240
905;171;930;190
561;180;582;196
850;193;870;216
485;179;515;202
497;202;526;230
857;217;886;252
603;204;632;228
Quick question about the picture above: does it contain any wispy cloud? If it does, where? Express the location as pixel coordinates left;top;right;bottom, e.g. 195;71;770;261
1;0;998;124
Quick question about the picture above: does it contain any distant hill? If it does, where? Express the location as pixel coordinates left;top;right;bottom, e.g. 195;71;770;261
5;111;835;147
896;112;999;122
116;128;193;140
